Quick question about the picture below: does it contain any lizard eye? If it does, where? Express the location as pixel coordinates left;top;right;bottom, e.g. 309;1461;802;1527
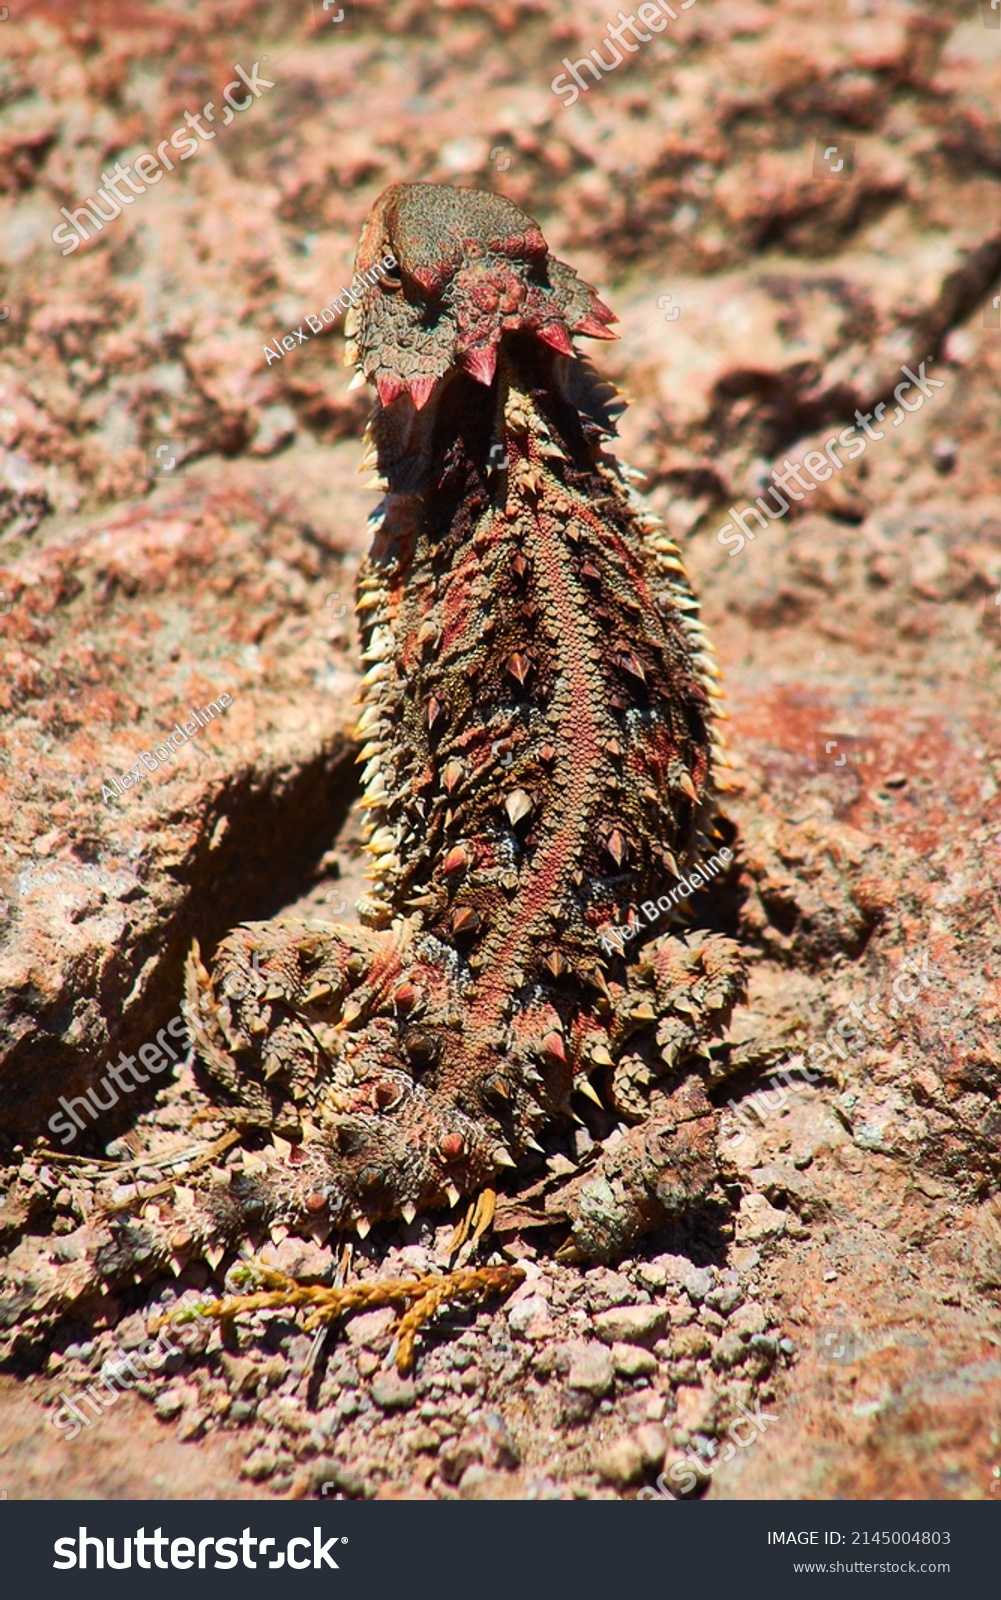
380;266;403;292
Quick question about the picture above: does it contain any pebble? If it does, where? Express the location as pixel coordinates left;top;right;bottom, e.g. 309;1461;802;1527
705;1271;744;1316
113;1314;148;1352
634;1261;668;1292
63;1341;96;1362
593;1436;645;1487
177;1409;206;1442
610;1342;658;1379
321;1462;370;1499
560;1388;596;1426
371;1371;416;1411
633;1422;668;1469
219;1352;260;1396
567;1343;615;1396
407;1427;442;1454
507;1294;553;1338
711;1331;748;1371
679;1264;713;1303
346;1308;397;1348
482;1411;520;1469
730;1303;767;1339
153;1388;185;1420
240;1449;278;1482
439;1437;482;1484
669;1326;712;1361
737;1193;787;1242
592;1304;667;1346
674;1383;716;1434
259;1236;333;1280
584;1269;636;1311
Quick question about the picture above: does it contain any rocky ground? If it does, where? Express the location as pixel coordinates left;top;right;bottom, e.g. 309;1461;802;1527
1;0;999;1501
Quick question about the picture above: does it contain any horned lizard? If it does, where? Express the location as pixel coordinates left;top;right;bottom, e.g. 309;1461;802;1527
3;183;748;1355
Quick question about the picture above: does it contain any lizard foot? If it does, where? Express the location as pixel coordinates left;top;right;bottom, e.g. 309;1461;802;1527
550;1076;720;1262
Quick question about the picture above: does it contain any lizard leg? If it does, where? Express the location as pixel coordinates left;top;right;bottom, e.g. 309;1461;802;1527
551;932;746;1260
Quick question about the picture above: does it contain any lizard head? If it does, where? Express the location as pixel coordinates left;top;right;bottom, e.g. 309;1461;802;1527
348;181;616;408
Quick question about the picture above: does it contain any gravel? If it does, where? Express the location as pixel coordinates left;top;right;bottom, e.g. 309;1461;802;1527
370;1371;416;1411
566;1342;615;1396
593;1436;645;1487
592;1305;668;1346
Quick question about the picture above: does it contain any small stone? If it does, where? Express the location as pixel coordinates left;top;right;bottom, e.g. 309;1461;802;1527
610;1342;658;1379
560;1388;596;1426
154;1387;185;1420
593;1304;667;1346
593;1436;645;1487
567;1342;615;1396
371;1371;416;1411
737;1193;786;1243
930;437;957;474
408;1427;442;1454
63;1341;95;1363
346;1307;397;1348
240;1448;278;1482
260;1236;333;1279
482;1411;520;1469
674;1383;716;1434
532;1344;570;1379
440;1437;482;1485
584;1269;635;1311
177;1409;206;1442
730;1302;767;1339
219;1352;260;1396
730;1247;760;1273
507;1294;553;1339
705;1271;744;1316
670;1326;712;1362
679;1263;713;1303
229;1399;258;1423
250;403;297;457
633;1422;668;1469
319;1462;369;1498
114;1314;148;1351
711;1330;747;1371
457;1463;493;1497
357;1351;380;1378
